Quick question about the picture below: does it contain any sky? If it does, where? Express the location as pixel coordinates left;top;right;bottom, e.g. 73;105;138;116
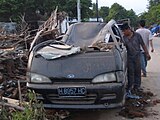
92;0;149;15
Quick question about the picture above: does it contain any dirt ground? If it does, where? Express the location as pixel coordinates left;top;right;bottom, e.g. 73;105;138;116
140;37;160;120
68;37;160;120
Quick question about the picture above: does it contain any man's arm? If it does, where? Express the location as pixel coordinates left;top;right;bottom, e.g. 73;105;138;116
138;33;151;60
149;40;154;52
149;31;154;52
142;44;151;60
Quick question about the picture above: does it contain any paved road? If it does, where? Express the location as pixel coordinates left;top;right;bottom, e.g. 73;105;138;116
70;37;160;120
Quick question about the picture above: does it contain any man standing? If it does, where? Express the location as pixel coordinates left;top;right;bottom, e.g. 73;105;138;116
136;20;154;77
120;23;151;96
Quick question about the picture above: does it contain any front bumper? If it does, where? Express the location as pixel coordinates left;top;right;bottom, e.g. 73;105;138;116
27;82;126;109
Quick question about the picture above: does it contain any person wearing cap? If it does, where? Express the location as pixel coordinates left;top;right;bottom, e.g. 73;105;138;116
120;23;151;96
136;20;154;77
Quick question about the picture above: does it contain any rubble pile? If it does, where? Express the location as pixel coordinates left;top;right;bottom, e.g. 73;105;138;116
0;9;70;120
119;90;160;119
0;9;66;101
0;33;29;100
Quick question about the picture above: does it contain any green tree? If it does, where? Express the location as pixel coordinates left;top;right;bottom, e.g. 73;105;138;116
81;0;92;19
90;3;97;18
99;6;109;22
139;0;160;26
106;3;127;22
0;0;92;22
126;9;138;27
147;4;160;24
106;3;138;27
148;0;160;9
0;0;50;21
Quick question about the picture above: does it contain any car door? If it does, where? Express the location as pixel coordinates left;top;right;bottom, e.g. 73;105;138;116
111;24;127;73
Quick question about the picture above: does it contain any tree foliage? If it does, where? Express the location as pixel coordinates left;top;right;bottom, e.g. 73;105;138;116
147;4;160;24
106;3;129;21
52;0;92;20
148;0;160;9
126;9;138;27
91;3;97;18
0;0;92;22
106;3;138;26
139;0;160;26
99;6;109;21
0;0;40;21
1;0;153;28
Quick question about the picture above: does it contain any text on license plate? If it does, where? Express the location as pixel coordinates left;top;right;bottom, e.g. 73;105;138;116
58;87;86;96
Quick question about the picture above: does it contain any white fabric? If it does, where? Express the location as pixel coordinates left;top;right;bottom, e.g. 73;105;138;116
136;28;153;52
37;46;80;60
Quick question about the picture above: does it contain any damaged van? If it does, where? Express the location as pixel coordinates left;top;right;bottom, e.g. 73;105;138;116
27;19;127;109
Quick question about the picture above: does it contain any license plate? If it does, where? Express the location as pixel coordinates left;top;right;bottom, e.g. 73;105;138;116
58;87;86;97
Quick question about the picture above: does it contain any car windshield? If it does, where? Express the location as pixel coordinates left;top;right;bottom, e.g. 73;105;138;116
65;22;106;47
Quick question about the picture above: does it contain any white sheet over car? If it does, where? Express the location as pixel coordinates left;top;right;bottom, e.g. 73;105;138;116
36;45;80;60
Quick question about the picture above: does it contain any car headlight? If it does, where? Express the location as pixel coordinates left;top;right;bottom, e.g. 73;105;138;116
92;73;116;83
27;72;52;83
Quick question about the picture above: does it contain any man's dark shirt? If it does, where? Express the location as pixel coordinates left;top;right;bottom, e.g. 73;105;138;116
123;32;145;57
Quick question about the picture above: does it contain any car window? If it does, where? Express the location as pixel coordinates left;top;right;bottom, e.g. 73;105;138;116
105;33;113;43
112;25;123;43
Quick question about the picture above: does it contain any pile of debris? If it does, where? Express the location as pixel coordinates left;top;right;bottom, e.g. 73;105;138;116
0;8;70;120
119;90;160;119
0;8;66;103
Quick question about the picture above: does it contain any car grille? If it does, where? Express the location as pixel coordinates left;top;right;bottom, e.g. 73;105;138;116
50;78;91;84
46;94;97;105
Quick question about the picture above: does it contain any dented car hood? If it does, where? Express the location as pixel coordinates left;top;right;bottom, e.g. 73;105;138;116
30;48;122;79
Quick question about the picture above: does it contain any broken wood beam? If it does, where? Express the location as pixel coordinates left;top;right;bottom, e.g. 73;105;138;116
0;102;25;111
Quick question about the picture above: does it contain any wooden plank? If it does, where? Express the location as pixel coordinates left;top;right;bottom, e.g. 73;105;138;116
2;97;19;106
